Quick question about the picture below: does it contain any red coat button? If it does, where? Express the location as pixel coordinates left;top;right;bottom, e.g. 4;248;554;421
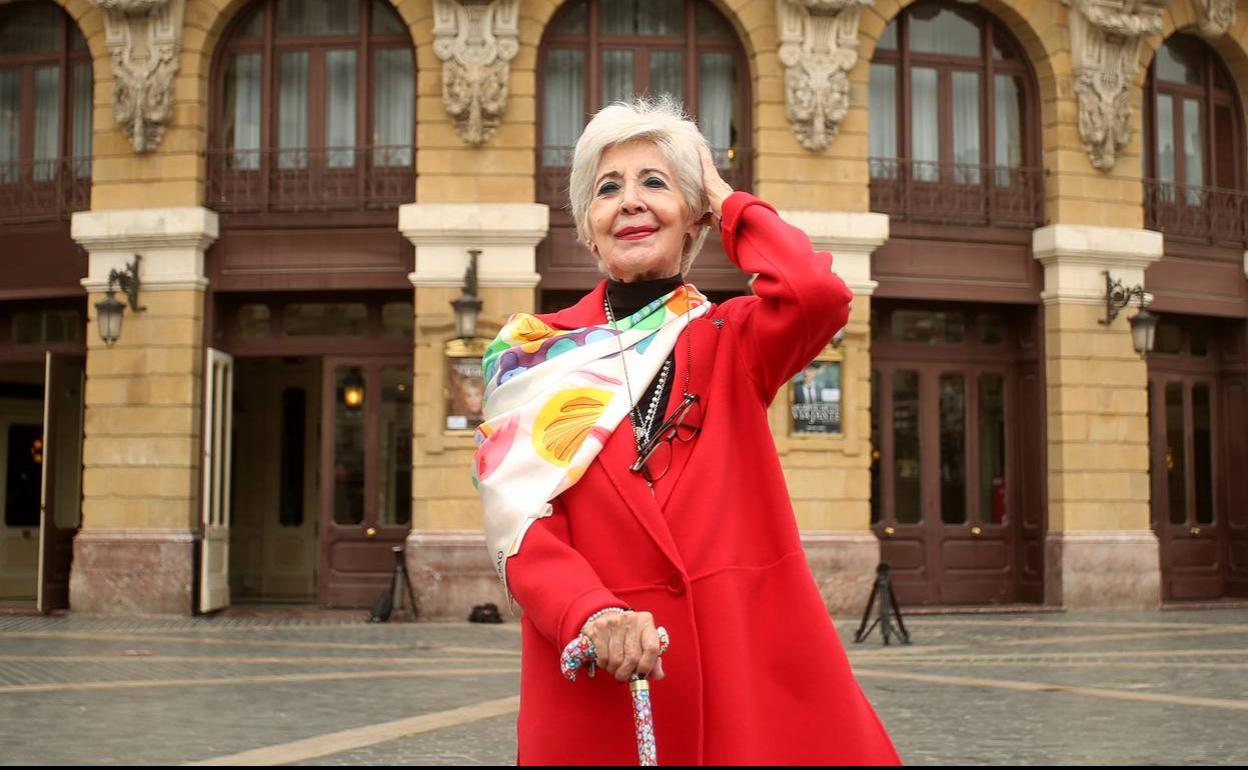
666;571;685;596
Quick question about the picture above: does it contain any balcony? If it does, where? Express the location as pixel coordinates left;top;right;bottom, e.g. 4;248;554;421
869;159;1044;229
1144;179;1248;248
206;146;415;215
537;145;752;206
0;157;91;224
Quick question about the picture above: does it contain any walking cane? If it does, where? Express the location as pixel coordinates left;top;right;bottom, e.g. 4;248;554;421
560;627;670;766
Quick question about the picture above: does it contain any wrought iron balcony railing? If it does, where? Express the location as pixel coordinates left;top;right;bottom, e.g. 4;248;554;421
206;146;415;214
869;158;1044;229
1144;179;1248;248
0;157;91;223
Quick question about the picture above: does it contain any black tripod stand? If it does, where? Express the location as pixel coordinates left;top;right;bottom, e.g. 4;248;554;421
369;545;420;623
853;563;911;646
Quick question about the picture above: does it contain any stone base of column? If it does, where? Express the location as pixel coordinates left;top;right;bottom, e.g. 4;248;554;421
406;530;508;621
1045;530;1161;610
801;531;881;617
69;529;197;615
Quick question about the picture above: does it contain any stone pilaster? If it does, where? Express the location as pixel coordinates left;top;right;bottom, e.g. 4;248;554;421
70;206;216;615
779;209;887;616
399;202;548;619
1033;223;1163;610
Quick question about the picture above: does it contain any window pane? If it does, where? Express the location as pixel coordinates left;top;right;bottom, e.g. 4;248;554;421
278;52;309;168
940;373;967;525
225;52;263;170
12;310;82;344
869;63;897;176
1183;97;1203;196
649;50;682;102
279;388;306;527
374;48;413;165
543;49;584;165
909;6;980;57
72;62;92;177
381;302;413;338
878;20;898;50
236;7;263;38
994;74;1022;183
371;0;405;35
0;69;17;183
979;374;1006;524
910;67;938;181
333;366;366;526
892;309;965;344
602;49;634;105
977;313;1004;344
1213;103;1235;188
952;71;980;183
1192;384;1213;525
554;0;587;34
697;2;734;39
238;304;271;338
326;49;357;168
893;371;921;525
278;0;358;36
602;0;682;36
0;3;62;55
1155;37;1202;85
379;365;413;527
1154;319;1182;354
33;66;60;181
1165;382;1186;525
283;303;367;337
698;51;736;162
1155;94;1175;184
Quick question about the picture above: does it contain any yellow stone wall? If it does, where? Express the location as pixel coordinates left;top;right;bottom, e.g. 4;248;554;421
81;290;205;531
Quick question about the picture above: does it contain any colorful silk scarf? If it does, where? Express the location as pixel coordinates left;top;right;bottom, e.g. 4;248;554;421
473;283;711;598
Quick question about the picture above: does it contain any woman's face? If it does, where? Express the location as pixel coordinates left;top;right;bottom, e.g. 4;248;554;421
587;140;701;282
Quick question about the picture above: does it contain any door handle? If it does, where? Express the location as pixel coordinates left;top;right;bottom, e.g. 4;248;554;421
883;526;896;537
971;526;983;537
1189;526;1201;537
366;526;378;538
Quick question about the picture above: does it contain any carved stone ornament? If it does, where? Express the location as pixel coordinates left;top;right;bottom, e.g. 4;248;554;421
90;0;185;153
777;0;873;152
1064;0;1167;171
1194;0;1236;38
433;0;520;146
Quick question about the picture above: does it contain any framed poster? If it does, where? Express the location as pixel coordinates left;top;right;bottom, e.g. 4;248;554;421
445;338;489;434
789;358;842;435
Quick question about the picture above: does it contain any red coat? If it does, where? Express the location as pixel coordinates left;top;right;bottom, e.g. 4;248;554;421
506;192;901;765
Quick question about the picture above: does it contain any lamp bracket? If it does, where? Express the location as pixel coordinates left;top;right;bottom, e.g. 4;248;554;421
108;255;146;312
1100;271;1146;325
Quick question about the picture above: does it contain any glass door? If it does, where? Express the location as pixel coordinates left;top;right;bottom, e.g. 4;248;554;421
320;356;412;607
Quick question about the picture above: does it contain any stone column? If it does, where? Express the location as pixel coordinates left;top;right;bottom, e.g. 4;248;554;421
399;202;548;619
776;209;888;616
1032;224;1164;610
70;207;218;615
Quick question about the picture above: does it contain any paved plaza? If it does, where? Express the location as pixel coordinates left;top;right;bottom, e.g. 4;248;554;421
0;607;1245;765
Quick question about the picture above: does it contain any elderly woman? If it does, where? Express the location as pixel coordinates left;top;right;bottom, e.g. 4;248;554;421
473;98;900;765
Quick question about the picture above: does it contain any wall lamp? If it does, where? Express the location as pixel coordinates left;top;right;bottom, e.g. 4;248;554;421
1100;271;1157;356
450;248;484;340
95;255;145;346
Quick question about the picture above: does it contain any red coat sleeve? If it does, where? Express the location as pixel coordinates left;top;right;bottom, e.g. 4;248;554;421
505;496;629;648
718;191;854;402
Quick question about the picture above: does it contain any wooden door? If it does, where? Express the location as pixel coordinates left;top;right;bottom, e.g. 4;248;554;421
200;348;234;613
36;352;83;613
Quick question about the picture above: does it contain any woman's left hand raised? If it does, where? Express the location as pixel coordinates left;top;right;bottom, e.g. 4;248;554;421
698;143;734;228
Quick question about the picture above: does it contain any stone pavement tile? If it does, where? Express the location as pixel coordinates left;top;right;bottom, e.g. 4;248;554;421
295;714;519;766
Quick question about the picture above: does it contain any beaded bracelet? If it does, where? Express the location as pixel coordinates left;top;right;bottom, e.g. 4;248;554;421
580;606;628;636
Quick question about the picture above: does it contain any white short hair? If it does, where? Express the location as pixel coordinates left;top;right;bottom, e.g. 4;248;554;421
568;96;711;276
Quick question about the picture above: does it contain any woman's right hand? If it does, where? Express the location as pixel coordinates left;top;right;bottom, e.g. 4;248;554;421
582;610;667;683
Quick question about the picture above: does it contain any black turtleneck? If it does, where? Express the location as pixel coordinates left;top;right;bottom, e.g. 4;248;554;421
606;273;682;435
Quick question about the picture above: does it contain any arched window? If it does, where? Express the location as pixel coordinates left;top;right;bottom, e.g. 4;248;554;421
868;2;1040;227
536;0;751;296
0;1;92;221
1144;34;1244;244
208;0;415;213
